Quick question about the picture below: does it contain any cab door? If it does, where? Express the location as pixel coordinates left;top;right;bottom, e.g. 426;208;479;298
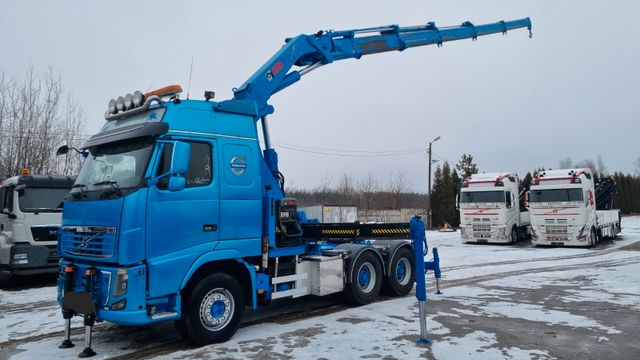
146;138;219;297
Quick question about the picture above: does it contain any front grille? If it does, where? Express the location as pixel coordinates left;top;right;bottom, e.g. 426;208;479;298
31;226;59;242
545;225;569;241
472;223;493;238
45;244;60;265
60;226;117;258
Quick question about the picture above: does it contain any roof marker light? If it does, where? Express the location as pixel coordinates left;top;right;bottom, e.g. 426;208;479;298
144;85;183;99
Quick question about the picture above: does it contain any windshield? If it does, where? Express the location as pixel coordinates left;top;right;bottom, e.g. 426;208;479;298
460;191;505;203
530;188;583;203
73;138;154;197
19;187;71;212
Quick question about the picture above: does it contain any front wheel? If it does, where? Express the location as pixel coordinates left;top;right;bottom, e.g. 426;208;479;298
589;227;598;247
511;227;518;244
344;251;383;305
177;273;244;346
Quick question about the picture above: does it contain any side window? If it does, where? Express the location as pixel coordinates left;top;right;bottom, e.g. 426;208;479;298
1;188;13;213
156;142;213;189
186;142;212;187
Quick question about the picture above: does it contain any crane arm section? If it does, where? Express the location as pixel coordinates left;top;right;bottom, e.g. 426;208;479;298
233;18;532;117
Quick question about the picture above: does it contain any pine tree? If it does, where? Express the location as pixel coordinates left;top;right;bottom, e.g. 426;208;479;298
430;165;445;227
456;154;479;180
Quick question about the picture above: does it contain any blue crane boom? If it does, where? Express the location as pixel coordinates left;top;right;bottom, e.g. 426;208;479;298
233;18;532;117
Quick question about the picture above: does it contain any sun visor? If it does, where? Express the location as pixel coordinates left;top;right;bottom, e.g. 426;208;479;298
82;122;169;149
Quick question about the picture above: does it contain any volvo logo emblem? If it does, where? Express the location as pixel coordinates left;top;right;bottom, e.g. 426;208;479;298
230;156;247;176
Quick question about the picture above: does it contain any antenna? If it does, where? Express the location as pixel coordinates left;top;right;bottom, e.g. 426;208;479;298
186;56;194;100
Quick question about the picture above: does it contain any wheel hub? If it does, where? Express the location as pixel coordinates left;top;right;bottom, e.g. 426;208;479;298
199;288;234;331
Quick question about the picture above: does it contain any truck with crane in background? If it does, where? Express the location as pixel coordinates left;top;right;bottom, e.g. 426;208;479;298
54;18;532;357
459;172;530;244
528;168;621;247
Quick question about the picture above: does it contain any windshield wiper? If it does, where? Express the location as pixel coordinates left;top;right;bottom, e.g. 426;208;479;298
92;180;122;196
71;183;88;199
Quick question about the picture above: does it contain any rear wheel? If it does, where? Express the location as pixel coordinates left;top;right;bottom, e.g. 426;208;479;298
384;247;416;296
344;251;382;305
176;273;243;346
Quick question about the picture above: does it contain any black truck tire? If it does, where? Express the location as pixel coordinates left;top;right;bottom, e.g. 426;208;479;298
511;227;518;244
344;251;383;305
177;273;244;346
384;247;416;297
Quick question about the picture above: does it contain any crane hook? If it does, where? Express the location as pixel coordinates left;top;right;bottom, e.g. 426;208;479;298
528;27;533;38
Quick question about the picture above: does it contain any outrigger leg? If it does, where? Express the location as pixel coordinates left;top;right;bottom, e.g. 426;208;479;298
59;264;75;349
78;314;96;358
78;268;97;358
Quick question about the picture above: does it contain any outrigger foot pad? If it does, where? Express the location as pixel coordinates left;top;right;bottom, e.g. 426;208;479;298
78;347;96;358
59;339;75;349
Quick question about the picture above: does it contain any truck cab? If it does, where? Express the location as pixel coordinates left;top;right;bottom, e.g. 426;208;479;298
0;173;75;285
459;172;529;244
528;168;620;246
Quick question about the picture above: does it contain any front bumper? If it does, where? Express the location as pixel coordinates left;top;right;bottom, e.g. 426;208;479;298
57;260;177;325
460;226;510;244
0;243;59;276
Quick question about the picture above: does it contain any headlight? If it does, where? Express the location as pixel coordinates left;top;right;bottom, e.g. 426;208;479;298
113;268;128;297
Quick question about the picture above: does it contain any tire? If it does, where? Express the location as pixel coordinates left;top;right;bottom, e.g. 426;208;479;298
176;273;244;346
384;247;416;297
589;227;598;247
511;227;518;244
0;269;14;287
344;251;383;305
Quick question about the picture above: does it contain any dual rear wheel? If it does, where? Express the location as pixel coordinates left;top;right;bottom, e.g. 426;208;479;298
344;247;416;305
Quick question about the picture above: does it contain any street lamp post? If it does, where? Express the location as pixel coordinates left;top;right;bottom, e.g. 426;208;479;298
427;136;441;230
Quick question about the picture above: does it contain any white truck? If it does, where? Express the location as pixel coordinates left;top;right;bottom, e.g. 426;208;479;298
0;173;75;285
459;172;530;244
528;168;621;247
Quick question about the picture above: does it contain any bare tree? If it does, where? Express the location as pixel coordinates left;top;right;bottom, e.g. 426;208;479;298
597;155;607;176
358;173;378;211
388;170;410;210
337;172;356;205
635;156;640;176
575;158;596;174
0;67;86;179
558;157;573;169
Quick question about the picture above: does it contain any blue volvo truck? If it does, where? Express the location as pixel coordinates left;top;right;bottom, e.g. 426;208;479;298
55;18;532;357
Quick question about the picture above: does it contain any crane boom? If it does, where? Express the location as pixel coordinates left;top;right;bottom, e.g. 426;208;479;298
233;18;532;117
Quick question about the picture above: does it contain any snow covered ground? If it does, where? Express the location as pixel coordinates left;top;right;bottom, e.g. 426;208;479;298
2;217;639;359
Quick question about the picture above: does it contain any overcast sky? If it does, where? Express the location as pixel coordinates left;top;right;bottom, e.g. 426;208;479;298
2;1;638;192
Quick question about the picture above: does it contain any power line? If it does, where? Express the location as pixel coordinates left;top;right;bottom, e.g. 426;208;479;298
275;143;426;158
273;141;426;155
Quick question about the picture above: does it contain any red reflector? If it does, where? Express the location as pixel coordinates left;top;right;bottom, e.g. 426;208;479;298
271;61;284;75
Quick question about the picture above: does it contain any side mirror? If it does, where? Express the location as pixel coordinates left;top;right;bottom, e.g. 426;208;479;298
170;141;191;176
168;176;186;192
152;141;190;191
455;194;460;210
524;192;529;208
57;145;88;158
56;145;69;156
